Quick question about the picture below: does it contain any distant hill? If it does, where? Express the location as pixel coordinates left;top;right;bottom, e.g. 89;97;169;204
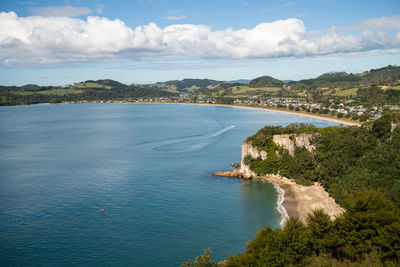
0;79;178;106
73;79;127;89
292;65;400;87
249;75;283;87
361;65;400;82
164;79;220;91
227;79;251;84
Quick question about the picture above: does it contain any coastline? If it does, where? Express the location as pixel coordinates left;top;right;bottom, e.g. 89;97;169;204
172;103;360;126
263;174;344;224
212;170;344;225
52;101;361;126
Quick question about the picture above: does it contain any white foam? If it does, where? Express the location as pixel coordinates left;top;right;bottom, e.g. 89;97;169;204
141;125;235;151
273;183;289;228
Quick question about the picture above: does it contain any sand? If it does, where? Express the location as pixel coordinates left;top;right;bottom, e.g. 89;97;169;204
173;103;361;126
212;171;344;224
263;174;344;224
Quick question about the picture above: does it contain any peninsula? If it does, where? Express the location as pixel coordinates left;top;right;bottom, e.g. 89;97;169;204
203;113;400;266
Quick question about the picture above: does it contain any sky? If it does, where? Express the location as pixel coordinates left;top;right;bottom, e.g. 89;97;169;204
0;0;399;86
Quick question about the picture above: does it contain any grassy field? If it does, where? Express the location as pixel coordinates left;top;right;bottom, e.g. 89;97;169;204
335;87;358;96
73;82;111;89
14;89;84;96
231;86;280;95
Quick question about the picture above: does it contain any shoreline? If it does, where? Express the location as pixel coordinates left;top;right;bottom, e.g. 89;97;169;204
213;171;344;225
48;101;361;126
273;183;290;227
263;174;344;224
171;103;360;126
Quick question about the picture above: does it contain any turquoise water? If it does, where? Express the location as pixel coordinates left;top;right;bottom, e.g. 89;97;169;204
0;103;338;266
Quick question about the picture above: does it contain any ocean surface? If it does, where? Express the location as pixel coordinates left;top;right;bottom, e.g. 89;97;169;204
0;103;338;266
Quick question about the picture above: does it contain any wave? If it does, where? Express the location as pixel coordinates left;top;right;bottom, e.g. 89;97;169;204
273;183;289;228
138;125;235;152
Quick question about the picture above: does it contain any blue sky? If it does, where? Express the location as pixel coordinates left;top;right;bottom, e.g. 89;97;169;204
0;0;399;85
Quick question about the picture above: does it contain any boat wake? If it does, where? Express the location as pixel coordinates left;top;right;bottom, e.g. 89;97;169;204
138;125;235;152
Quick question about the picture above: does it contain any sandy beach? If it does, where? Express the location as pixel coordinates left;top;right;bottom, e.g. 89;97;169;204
173;103;361;126
63;101;361;126
213;170;344;224
263;174;344;224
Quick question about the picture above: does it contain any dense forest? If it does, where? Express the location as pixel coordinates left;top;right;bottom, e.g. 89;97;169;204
183;113;400;266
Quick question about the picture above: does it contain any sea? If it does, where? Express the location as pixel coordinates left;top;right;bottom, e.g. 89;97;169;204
0;103;338;266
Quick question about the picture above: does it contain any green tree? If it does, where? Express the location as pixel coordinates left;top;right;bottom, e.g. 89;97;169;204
181;248;217;267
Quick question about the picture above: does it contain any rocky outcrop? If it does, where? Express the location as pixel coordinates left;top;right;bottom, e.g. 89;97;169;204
273;133;317;157
212;169;242;177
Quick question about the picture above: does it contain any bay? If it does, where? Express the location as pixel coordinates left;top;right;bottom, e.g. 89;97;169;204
0;103;338;266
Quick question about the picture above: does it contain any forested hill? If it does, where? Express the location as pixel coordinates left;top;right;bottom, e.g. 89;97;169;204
291;65;400;87
249;75;283;87
247;65;400;88
183;113;400;266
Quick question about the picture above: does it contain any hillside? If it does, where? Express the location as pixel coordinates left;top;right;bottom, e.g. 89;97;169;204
164;78;220;91
0;79;177;106
249;75;283;87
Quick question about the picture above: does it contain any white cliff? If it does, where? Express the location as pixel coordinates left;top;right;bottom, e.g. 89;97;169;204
273;133;317;157
240;133;317;177
240;141;266;178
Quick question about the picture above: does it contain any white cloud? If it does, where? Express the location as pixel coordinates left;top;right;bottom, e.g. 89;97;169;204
29;5;92;17
0;12;399;66
163;15;186;21
344;15;400;31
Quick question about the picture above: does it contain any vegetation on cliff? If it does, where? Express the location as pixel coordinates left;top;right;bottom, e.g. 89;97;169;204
245;113;400;207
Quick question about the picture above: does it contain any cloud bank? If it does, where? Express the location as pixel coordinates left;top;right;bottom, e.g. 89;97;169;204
0;12;399;66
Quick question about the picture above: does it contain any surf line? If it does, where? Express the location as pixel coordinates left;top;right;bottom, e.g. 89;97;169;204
273;183;289;228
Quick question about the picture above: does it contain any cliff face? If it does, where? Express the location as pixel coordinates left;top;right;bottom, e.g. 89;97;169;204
240;142;266;178
391;121;400;132
273;133;317;157
240;133;317;177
